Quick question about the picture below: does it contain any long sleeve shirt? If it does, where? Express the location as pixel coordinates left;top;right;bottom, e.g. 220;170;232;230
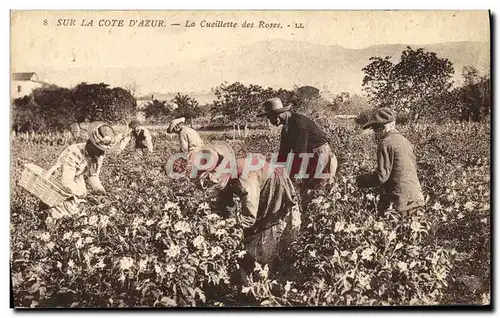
179;126;204;153
278;113;329;162
51;143;106;197
357;130;425;212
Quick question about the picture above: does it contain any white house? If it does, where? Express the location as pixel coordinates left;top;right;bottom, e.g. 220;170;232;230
11;72;51;100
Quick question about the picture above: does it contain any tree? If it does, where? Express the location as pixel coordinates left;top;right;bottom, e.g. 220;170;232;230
72;83;136;123
362;47;455;122
212;82;271;132
32;86;76;130
455;66;490;122
172;93;200;124
296;85;320;101
143;99;172;123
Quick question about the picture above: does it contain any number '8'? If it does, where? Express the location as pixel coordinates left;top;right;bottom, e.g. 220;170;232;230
43;19;47;26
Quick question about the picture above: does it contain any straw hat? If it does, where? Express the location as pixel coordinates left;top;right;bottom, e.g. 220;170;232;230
256;98;292;118
88;121;116;151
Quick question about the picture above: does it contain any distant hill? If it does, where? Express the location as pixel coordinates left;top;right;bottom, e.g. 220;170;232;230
165;39;489;94
29;40;490;96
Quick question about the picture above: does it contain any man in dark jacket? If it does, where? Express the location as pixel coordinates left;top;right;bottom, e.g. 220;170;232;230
257;98;337;194
356;107;425;217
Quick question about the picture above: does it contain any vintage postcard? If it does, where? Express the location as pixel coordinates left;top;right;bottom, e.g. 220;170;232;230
10;10;491;308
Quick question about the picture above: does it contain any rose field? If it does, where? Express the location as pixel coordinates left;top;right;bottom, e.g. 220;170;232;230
10;120;491;307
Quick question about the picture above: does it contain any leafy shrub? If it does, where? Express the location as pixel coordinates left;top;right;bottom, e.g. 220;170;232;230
10;120;490;307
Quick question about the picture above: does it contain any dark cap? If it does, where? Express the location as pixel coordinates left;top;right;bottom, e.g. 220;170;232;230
129;119;141;129
362;107;396;130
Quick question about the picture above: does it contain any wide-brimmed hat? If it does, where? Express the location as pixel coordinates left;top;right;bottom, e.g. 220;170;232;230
167;117;186;133
88;121;116;151
362;107;396;130
128;119;141;129
256;98;292;118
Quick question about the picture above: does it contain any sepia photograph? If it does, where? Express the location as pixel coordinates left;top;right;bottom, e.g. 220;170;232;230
9;10;491;308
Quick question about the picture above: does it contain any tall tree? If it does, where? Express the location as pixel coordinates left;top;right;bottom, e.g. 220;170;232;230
143;99;172;123
362;47;455;122
172;93;200;124
72;83;136;123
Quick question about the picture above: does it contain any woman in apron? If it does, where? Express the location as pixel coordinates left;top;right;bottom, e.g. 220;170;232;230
40;121;116;222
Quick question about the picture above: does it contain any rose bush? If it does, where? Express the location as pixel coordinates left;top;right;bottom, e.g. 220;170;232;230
10;121;490;307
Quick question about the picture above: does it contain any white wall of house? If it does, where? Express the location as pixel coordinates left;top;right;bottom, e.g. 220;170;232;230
11;80;44;99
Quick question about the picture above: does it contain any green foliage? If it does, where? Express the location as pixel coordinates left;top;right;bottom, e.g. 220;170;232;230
453;67;490;122
72;83;136;123
329;92;370;115
296;86;320;101
211;82;307;128
10;120;490;307
362;47;454;122
12;83;137;132
172;93;202;124
143;100;173;123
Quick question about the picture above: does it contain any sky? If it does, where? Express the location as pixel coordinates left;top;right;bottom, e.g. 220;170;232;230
11;10;490;94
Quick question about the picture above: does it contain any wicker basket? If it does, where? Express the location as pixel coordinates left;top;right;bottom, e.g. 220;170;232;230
18;163;71;207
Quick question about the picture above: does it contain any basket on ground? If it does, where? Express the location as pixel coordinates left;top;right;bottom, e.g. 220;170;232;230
18;163;71;207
